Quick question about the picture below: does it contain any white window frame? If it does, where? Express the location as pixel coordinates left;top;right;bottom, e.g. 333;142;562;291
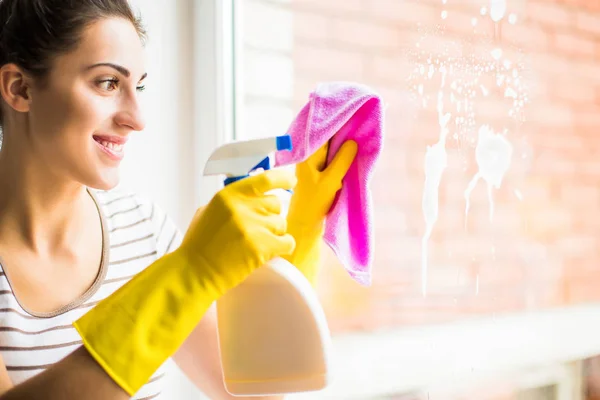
192;0;239;206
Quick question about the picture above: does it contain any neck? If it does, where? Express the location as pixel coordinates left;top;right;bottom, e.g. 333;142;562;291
0;136;94;255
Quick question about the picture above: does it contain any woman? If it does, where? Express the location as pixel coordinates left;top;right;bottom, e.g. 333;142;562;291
0;0;357;399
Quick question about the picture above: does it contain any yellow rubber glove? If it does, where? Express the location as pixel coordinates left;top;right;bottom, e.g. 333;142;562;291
73;169;297;396
283;140;358;286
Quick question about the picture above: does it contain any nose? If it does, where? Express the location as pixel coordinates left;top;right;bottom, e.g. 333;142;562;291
114;95;146;132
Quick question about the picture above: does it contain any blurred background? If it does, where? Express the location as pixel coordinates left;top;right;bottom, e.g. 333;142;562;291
122;0;600;399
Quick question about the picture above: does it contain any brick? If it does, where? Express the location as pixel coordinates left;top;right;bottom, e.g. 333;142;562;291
371;271;420;292
441;8;486;36
372;178;405;204
485;204;522;231
532;129;585;156
574;210;600;235
529;53;572;78
292;44;364;81
425;263;474;292
467;205;511;234
528;281;565;308
571;60;600;86
370;85;415;118
560;183;600;207
554;32;596;58
474;97;514;121
365;0;438;27
534;150;579;176
518;177;552;202
376;157;409;181
443;234;500;261
292;11;329;42
573;107;600;128
527;102;573;127
442;175;483;205
525;77;550;100
329;17;401;50
463;289;526;313
478;262;526;286
575;11;600;36
526;1;576;29
291;0;362;15
415;0;480;8
405;31;464;59
370;55;413;85
377;238;422;267
582;160;600;176
564;0;600;12
373;207;409;235
501;23;551;51
550;79;596;103
243;0;293;52
565;278;600;304
556;235;598;258
527;206;574;237
512;240;553;270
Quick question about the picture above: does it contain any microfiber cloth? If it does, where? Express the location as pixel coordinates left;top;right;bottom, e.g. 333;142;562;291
275;82;384;286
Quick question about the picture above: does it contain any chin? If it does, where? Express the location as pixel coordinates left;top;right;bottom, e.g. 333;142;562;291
87;169;121;191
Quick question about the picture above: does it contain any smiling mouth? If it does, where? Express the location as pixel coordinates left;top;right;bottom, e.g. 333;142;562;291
93;135;125;160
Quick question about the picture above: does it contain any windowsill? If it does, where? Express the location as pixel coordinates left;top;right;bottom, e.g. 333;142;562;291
288;303;600;399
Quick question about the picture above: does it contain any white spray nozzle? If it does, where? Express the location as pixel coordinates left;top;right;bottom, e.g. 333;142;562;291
203;135;292;180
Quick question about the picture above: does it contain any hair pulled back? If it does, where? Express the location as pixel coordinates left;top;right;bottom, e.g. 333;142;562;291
0;0;146;126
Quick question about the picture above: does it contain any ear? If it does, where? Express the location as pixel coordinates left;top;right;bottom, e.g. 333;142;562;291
0;63;32;114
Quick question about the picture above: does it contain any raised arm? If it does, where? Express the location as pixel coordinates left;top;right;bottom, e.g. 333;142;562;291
2;170;297;399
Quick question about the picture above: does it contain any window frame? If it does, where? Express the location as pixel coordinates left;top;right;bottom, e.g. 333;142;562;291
192;0;239;206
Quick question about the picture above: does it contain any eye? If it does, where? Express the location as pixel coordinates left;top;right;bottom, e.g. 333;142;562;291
98;78;119;91
136;84;146;92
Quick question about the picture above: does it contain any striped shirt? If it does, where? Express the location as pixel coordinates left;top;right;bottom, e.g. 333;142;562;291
0;187;184;399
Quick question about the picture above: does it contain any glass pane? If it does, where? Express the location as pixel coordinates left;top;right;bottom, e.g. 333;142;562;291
236;0;600;398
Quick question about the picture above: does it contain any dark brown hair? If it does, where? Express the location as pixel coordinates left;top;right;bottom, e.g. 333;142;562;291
0;0;146;125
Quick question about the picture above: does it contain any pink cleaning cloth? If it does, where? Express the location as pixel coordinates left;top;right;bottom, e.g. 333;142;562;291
275;82;384;286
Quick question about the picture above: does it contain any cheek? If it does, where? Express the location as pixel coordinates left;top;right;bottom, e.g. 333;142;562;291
31;87;113;143
74;95;112;131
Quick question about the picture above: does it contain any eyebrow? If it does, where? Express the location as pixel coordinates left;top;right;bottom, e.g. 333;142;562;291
86;62;147;81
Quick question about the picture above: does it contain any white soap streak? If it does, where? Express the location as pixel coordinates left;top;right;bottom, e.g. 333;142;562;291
422;67;450;297
464;125;513;225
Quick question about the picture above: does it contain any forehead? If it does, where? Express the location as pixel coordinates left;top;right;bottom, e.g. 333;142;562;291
54;17;146;78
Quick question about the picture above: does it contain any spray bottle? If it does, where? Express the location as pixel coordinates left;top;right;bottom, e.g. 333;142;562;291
203;134;333;396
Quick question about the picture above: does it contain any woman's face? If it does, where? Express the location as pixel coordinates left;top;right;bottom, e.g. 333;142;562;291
24;17;147;190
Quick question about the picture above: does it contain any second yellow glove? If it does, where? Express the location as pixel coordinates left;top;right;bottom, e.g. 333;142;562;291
283;140;358;285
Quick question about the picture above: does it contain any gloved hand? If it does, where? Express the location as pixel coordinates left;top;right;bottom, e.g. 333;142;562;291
73;169;297;396
283;140;358;285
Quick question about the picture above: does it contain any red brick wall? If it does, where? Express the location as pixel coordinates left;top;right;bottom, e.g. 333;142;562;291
289;0;600;336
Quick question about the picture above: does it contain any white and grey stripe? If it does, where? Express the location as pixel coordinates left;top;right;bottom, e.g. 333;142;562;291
0;188;184;399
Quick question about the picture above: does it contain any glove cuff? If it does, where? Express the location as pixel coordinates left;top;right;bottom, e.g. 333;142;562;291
73;250;217;395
